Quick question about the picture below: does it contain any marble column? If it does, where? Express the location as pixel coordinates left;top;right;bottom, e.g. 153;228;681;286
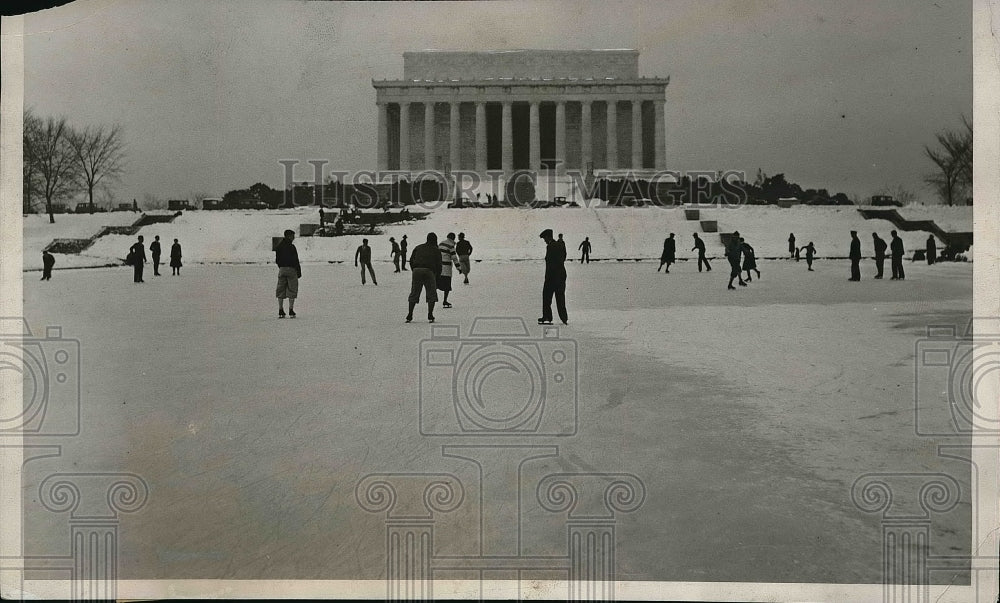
529;101;540;171
606;100;618;170
655;99;666;170
377;102;388;171
501;101;513;174
631;99;643;170
555;101;566;175
580;101;592;172
424;102;435;170
475;102;487;173
399;102;410;172
449;102;460;173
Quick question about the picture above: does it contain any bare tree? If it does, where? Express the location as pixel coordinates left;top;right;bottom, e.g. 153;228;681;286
22;109;43;214
67;123;126;214
28;115;80;223
925;116;972;206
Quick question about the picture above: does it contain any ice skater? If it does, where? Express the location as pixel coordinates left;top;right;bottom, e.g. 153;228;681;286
692;233;711;272
801;242;817;271
539;228;568;325
658;233;676;273
170;238;182;275
129;235;147;283
726;232;746;289
741;238;760;281
400;234;409;271
578;237;591;264
355;238;378;285
872;233;886;279
275;229;301;318
456;232;473;284
405;232;442;323
890;230;905;280
926;235;937;265
437;232;461;308
848;230;862;281
390;237;402;273
788;233;796;259
41;250;55;281
150;235;162;276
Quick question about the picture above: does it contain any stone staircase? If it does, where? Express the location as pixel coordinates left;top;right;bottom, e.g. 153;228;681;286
43;213;180;254
857;208;973;257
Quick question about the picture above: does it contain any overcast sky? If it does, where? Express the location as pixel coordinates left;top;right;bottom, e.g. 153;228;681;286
23;0;971;203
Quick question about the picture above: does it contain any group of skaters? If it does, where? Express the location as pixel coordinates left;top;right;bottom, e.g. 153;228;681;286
126;235;183;282
654;232;760;288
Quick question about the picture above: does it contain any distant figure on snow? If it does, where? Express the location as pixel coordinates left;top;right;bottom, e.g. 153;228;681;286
801;242;817;271
150;235;162;276
275;229;301;318
319;207;325;226
400;234;409;271
390;237;402;273
539;228;568;325
355;238;378;285
438;232;461;308
456;232;473;284
41;250;55;281
578;237;591;264
926;235;937;265
726;232;746;289
741;238;760;281
788;233;796;259
170;239;182;275
890;230;905;280
405;232;442;323
848;230;862;281
658;233;676;273
872;233;887;279
692;233;711;272
129;235;147;283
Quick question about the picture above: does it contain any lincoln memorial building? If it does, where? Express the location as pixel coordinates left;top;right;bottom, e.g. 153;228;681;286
373;50;669;178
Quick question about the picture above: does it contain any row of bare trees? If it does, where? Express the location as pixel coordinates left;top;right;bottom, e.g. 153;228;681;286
23;109;126;222
925;116;972;206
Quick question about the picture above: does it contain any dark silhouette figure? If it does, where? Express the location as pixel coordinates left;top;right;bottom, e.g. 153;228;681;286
539;228;568;325
406;232;442;323
456;232;473;284
150;235;162;276
926;235;937;265
788;233;796;259
130;235;147;283
726;231;746;289
319;207;325;226
578;237;591;263
872;233;887;279
741;238;760;281
692;233;711;272
170;239;182;275
41;250;55;280
801;242;817;271
849;231;862;281
890;230;905;280
400;234;409;271
355;238;378;285
658;234;676;273
390;237;402;272
132;199;139;212
275;229;301;318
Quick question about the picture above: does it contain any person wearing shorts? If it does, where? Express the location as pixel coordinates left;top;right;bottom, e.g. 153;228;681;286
406;232;442;323
275;229;301;318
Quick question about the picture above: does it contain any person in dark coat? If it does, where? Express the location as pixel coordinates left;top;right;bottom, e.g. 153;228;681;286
456;232;473;284
170;238;182;275
726;232;746;289
130;235;147;283
406;232;442;323
788;233;796;259
692;233;711;272
848;231;862;281
150;235;162;276
390;237;402;273
741;238;760;281
41;250;55;281
400;234;409;271
872;233;887;279
926;235;937;265
658;233;676;273
355;238;377;285
801;242;817;271
539;228;568;325
578;237;592;264
890;230;905;280
319;207;325;226
275;229;301;318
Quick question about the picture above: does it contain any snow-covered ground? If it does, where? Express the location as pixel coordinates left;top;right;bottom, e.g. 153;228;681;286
23;204;973;270
20;259;972;582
